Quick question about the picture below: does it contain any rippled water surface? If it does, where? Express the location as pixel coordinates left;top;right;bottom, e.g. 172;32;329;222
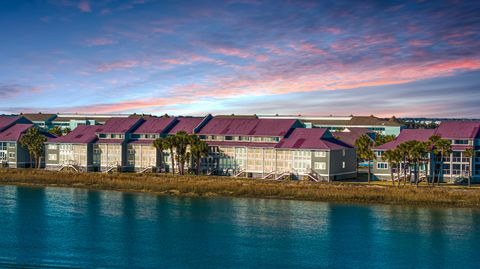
0;185;479;268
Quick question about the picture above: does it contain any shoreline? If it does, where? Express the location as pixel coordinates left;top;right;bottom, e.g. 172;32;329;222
1;169;480;208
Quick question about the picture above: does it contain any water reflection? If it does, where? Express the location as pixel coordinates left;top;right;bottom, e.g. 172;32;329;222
0;185;478;268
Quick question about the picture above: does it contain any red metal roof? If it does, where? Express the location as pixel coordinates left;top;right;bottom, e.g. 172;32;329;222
331;128;374;147
206;141;277;148
0;116;22;132
435;121;480;139
374;129;436;150
129;139;156;145
133;117;175;134
275;128;352;150
198;118;297;137
0;124;34;142
48;125;101;144
168;117;204;135
96;118;143;133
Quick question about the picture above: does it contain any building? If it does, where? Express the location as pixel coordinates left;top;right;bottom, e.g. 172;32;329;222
21;113;57;130
331;128;376;147
259;115;404;136
372;129;435;180
45;125;101;171
127;117;176;172
0;116;52;168
93;117;144;172
197;117;355;180
51;113;128;130
372;121;480;183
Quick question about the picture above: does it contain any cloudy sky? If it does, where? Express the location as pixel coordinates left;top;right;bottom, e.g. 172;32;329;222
1;0;479;117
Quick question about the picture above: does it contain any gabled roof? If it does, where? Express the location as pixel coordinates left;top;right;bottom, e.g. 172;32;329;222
374;129;436;150
0;124;34;142
198;118;298;137
96;118;143;134
0;116;22;132
307;115;403;127
133;117;175;134
275;128;352;150
22;113;57;122
435;121;480;139
168;117;204;135
48;125;101;144
331;128;374;147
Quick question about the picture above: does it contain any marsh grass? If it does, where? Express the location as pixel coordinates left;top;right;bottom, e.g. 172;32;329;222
1;169;480;207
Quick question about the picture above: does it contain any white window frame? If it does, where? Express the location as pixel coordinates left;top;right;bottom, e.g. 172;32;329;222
314;151;326;157
314;162;326;170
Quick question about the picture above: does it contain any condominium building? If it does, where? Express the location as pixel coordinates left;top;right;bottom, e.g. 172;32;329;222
0;116;52;168
198;117;356;180
372;121;480;182
259;115;404;136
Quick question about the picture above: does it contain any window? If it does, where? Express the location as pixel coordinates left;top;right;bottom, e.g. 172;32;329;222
342;149;346;156
225;136;233;141
342;162;345;169
48;144;57;150
453;139;469;145
376;151;384;157
377;162;389;169
48;154;57;161
99;134;107;138
314;151;326;157
9;152;15;158
314;162;326;170
8;143;15;148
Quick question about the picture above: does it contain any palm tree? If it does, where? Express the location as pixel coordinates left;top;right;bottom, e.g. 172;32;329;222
428;135;441;186
190;135;209;175
410;141;428;187
435;139;452;186
464;147;474;187
164;135;177;174
355;134;375;183
152;137;166;172
397;142;410;186
174;131;191;175
382;149;400;185
375;134;396;146
49;126;63;137
19;127;47;168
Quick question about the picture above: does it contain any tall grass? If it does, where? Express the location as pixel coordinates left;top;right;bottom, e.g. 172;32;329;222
1;168;479;207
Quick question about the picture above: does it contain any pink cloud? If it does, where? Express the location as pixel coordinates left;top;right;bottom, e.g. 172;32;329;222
97;60;141;72
66;97;193;113
214;47;251;58
78;1;91;12
409;39;432;46
85;38;117;46
292;42;328;56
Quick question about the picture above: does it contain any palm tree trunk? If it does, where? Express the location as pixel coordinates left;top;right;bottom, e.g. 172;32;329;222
390;163;394;185
397;164;401;187
468;156;472;187
196;154;201;175
367;160;371;184
437;153;443;186
403;157;407;186
415;160;419;187
431;154;435;187
170;148;175;174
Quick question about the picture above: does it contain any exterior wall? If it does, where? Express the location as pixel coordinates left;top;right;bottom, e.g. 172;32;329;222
128;144;159;171
311;150;329;178
328;148;357;180
1;142;31;168
372;150;391;180
46;143;92;171
95;143;124;171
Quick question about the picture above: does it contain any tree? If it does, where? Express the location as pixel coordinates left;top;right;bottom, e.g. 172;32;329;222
428;135;441;186
174;131;191;175
397;142;411;186
375;134;396;146
190;135;209;175
435;139;452;186
63;128;71;135
19;127;47;168
49;126;63;137
164;135;177;174
152;138;167;172
464;147;474;187
409;141;428;187
382;149;401;185
355;134;375;183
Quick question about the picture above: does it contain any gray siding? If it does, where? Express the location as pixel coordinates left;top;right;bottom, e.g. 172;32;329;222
329;148;357;180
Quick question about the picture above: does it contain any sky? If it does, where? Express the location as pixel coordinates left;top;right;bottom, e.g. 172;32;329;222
0;0;479;117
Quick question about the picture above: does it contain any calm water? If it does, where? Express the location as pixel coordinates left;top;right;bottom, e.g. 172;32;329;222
0;186;479;269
